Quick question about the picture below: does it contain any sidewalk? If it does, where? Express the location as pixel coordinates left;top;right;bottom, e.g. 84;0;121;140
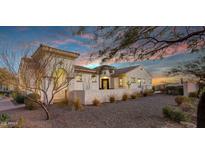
0;98;25;112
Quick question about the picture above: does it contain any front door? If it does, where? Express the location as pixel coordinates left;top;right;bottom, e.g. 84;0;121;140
102;79;109;89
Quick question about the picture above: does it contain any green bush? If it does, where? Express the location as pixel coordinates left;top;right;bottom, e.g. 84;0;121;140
0;113;10;122
24;93;40;110
93;98;100;106
122;93;128;101
175;96;191;106
189;92;198;98
12;92;25;104
162;106;190;123
109;96;115;103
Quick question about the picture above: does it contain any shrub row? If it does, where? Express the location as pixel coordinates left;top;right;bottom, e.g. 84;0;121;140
91;90;153;106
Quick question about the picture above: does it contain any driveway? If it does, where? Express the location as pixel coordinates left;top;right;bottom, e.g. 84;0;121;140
2;94;182;128
0;98;25;112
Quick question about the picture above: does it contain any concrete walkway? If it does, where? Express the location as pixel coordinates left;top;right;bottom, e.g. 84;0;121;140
0;98;25;112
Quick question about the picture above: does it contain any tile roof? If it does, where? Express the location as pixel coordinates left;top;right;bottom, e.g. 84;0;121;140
112;65;140;76
74;65;97;74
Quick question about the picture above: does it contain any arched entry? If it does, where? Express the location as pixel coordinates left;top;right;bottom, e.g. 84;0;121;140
53;68;68;102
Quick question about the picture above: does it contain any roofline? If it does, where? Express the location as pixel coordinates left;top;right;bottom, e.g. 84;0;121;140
74;65;97;74
74;69;97;74
32;44;80;59
112;65;152;77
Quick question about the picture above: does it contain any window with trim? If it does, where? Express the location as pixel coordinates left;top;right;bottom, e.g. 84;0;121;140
76;73;82;82
131;77;135;83
91;74;97;83
119;78;123;87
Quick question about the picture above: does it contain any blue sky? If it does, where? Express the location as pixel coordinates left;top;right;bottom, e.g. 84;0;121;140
0;26;204;81
0;26;94;53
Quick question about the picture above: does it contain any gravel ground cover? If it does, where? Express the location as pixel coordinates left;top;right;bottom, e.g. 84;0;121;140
1;94;186;128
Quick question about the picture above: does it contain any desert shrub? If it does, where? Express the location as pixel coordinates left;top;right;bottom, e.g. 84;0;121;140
109;96;115;103
162;106;190;123
175;96;191;106
12;92;25;104
24;93;40;110
180;103;194;112
122;93;128;101
15;116;25;128
74;98;83;111
189;92;198;98
131;94;137;99
143;89;153;97
93;98;100;106
58;99;69;107
147;89;154;95
0;113;10;122
135;92;142;97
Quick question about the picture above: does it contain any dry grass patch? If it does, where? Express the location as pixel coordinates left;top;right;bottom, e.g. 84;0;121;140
73;98;83;111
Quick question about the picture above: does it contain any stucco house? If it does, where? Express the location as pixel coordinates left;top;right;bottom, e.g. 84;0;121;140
19;44;152;105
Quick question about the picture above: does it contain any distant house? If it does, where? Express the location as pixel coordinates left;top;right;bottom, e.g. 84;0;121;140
183;81;199;96
19;44;152;105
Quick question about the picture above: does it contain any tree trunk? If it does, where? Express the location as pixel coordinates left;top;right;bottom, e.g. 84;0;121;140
25;96;50;120
40;104;50;120
197;92;205;128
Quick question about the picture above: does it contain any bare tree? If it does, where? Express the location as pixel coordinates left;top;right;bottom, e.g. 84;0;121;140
74;26;205;63
18;51;74;120
0;45;74;120
168;51;205;86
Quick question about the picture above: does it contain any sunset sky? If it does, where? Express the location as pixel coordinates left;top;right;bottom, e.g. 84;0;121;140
0;26;204;85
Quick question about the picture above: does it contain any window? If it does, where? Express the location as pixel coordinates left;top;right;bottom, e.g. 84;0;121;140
137;78;142;88
131;77;135;83
76;73;82;82
91;75;97;83
109;70;114;74
119;78;123;87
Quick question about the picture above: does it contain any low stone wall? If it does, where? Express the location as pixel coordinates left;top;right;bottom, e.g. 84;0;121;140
69;89;140;105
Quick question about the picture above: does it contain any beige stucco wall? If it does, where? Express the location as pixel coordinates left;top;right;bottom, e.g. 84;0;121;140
69;73;99;91
69;88;141;105
39;54;75;103
113;66;152;91
126;66;152;91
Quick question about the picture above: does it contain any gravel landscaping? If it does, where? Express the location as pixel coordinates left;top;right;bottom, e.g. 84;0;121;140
0;94;192;128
